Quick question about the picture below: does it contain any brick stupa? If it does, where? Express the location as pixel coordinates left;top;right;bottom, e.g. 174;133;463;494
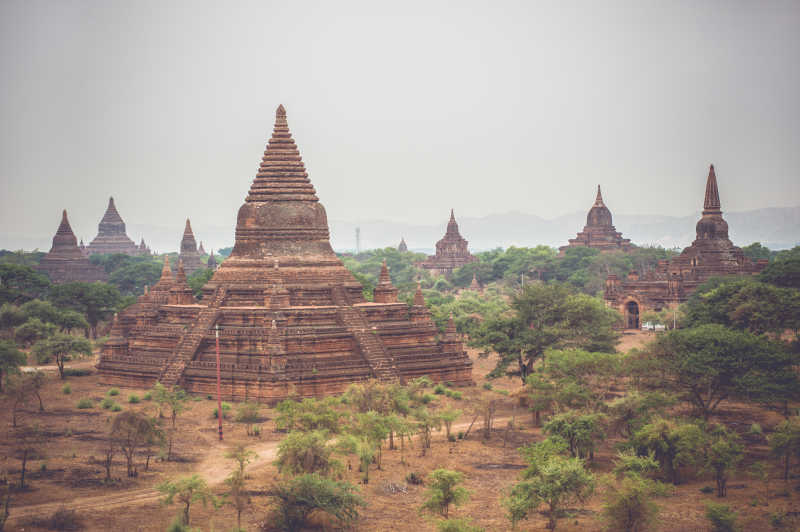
178;219;205;276
398;237;408;252
560;185;633;254
605;165;767;328
88;197;141;255
38;210;108;283
419;210;476;275
97;105;472;401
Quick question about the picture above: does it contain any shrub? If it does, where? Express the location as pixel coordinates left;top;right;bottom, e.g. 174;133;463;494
421;394;435;404
206;394;213;400
213;402;231;419
143;391;152;401
434;384;447;395
448;434;457;442
252;425;261;437
436;517;485;532
406;472;424;485
111;403;122;412
447;390;463;400
101;398;114;409
420;469;470;518
62;383;72;395
31;506;84;531
63;368;92;377
76;398;93;409
482;382;493;391
705;502;739;532
457;431;465;440
603;474;667;532
128;394;140;404
107;388;120;396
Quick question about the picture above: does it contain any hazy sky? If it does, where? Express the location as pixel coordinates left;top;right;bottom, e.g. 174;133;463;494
1;0;799;250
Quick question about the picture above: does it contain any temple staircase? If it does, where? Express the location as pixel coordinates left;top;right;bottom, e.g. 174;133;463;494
159;287;226;387
332;286;398;382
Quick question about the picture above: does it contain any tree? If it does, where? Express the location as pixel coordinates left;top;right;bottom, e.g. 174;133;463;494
19;299;61;325
225;470;250;531
275;396;344;433
704;424;743;497
111;411;159;477
14;318;56;347
0;263;50;305
163;386;189;428
347;411;390;468
0;339;26;392
412;407;441;453
108;261;162;296
607;392;675;439
525;373;556;426
435;518;485;532
631;418;706;484
544;411;606;460
504;454;595;530
603;452;667;532
275;431;337;477
760;246;800;288
225;443;258;477
6;372;45;426
439;408;461;440
337;434;376;484
235;401;262;436
12;424;44;490
741;242;773;262
420;469;470;518
769;417;800;482
0;303;26;337
157;474;214;527
48;282;122;338
646;324;797;420
31;333;92;379
472;283;620;384
187;268;214;299
264;473;365;531
705;501;739;532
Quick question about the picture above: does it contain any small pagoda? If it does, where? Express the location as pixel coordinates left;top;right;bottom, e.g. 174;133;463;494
419;210;477;275
88;197;141;255
559;185;632;255
97;105;472;401
398;237;408;252
38;210;108;284
605;165;767;328
178;219;205;276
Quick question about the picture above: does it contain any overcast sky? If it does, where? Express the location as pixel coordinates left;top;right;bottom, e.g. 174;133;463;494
1;0;798;250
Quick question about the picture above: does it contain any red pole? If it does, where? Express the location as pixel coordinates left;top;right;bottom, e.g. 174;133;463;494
215;324;223;441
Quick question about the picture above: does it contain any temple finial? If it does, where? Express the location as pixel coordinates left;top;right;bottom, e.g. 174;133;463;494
276;104;286;117
414;281;426;306
596;184;603;204
703;164;721;214
379;259;391;285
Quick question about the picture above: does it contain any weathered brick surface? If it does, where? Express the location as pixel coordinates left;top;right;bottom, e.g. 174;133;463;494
419;209;477;276
37;210;108;284
559;185;633;255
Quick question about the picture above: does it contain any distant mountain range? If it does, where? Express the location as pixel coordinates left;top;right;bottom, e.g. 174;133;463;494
4;206;798;255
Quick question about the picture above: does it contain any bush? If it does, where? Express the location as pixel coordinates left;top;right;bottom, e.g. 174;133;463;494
128;394;140;404
446;390;463;400
705;502;739;532
700;486;715;494
213;402;232;419
107;388;120;396
62;383;72;395
30;506;84;531
434;384;447;395
143;391;152;401
421;394;435;404
101;398;114;409
63;368;92;377
76;398;93;409
448;434;457;442
111;403;122;412
482;382;493;391
406;472;424;485
603;474;666;532
436;518;485;532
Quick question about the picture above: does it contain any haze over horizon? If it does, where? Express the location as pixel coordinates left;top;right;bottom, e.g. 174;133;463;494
2;1;799;252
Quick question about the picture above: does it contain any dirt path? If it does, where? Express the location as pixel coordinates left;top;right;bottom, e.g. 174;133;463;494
7;417;507;524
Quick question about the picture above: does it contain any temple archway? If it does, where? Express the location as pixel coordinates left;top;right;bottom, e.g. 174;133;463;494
625;301;640;329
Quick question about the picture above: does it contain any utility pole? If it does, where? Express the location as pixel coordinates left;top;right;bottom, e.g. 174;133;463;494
355;227;361;254
215;324;223;441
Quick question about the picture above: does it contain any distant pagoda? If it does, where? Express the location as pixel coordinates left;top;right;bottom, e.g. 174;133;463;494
207;250;218;271
38;210;108;283
419;210;477;275
560;185;632;255
605;165;768;328
178;219;205;275
398;237;408;252
88;197;141;256
98;105;472;400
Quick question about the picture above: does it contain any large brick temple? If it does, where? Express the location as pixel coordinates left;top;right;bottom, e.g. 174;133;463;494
97;105;473;401
419;210;477;275
38;210;108;283
604;165;767;328
87;197;144;256
177;219;205;276
559;185;632;254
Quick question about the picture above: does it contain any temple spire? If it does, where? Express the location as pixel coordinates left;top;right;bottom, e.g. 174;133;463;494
58;209;74;235
378;259;391;285
595;185;604;205
703;164;721;214
413;281;426;306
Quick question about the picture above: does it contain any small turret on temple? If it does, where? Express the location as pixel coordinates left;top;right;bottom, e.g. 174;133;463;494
37;210;108;283
605;165;767;329
88;197;142;256
559;185;632;255
398;237;408;252
178;218;205;275
419;209;477;276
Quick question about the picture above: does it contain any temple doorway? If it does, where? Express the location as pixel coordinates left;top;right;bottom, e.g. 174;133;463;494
625;301;640;329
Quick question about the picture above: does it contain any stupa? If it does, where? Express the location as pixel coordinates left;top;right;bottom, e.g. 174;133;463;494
419;210;477;275
398;237;408;252
97;105;472;401
178;219;205;275
605;165;767;328
207;250;218;271
559;185;633;254
88;197;141;255
38;210;108;283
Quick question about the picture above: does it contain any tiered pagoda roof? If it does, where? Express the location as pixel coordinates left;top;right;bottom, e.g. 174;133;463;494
419;210;476;275
38;210;108;283
98;105;472;401
560;185;632;254
88;197;141;255
178;219;205;275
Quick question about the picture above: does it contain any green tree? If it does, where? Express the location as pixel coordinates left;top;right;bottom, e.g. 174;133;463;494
265;473;365;531
439;408;461;440
704;424;743;497
435;517;485;532
705;501;739;532
111;411;160;477
420;469;470;518
225;443;258;477
275;396;344;433
607;392;675;439
525;373;556;426
224;470;250;531
337;433;376;484
504;454;595;530
31;333;92;379
14;318;56;347
6;371;45;426
275;431;337;477
741;242;773;262
48;282;122;338
0;263;50;304
157;474;214;527
0;303;26;336
760;246;800;288
768;417;800;482
646;324;797;420
187;268;214;299
631;418;706;484
0;339;26;392
108;260;162;296
603;451;667;532
543;411;606;460
472;283;620;384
